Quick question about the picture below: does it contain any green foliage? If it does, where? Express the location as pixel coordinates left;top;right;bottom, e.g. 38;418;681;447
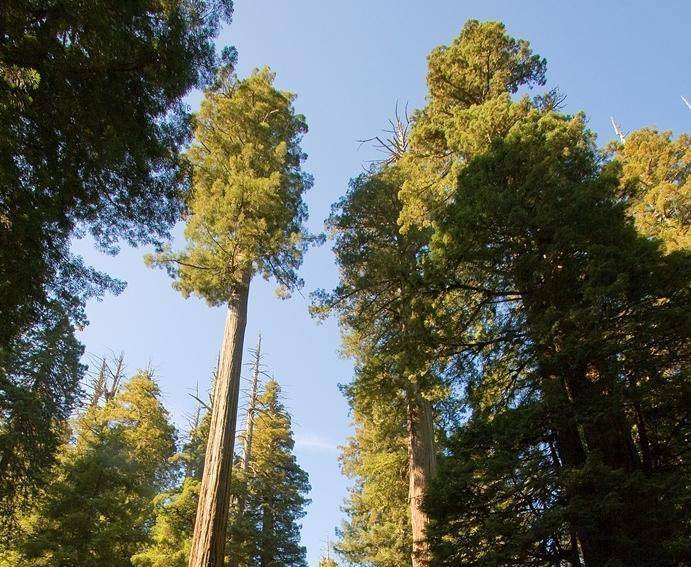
610;128;690;252
228;379;310;566
0;301;84;532
0;0;233;337
0;0;232;520
28;372;176;564
426;109;690;564
132;409;210;567
132;478;201;567
426;20;546;109
399;20;546;230
336;404;412;567
135;379;310;567
8;371;177;566
148;67;316;302
427;403;576;565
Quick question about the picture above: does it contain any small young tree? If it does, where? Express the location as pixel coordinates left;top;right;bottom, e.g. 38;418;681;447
132;409;211;567
233;379;310;567
147;66;314;567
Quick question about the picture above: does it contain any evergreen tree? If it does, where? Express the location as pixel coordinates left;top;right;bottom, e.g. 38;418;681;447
147;66;314;566
425;110;690;565
313;164;441;567
229;379;310;567
0;0;233;525
10;371;177;566
610;128;690;252
0;301;84;530
132;411;211;567
336;403;411;567
135;368;310;567
397;20;546;232
315;21;548;566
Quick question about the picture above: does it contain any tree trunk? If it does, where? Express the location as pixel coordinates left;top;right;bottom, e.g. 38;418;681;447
228;334;261;567
188;275;251;567
260;497;274;567
546;366;643;567
407;392;436;567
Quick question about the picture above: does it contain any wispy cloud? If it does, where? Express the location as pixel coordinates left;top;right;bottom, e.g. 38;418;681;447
294;433;339;453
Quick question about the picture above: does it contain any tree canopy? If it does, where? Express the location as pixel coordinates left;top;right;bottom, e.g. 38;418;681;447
0;0;233;526
148;66;316;301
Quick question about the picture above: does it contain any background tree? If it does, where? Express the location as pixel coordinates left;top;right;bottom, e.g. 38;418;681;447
610;128;690;252
132;408;211;567
0;0;233;526
336;402;411;567
425;111;690;565
6;370;176;566
136;374;310;567
0;302;84;528
147;66;314;567
229;379;310;567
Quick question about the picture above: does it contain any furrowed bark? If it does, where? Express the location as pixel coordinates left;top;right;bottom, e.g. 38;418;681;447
407;392;436;567
188;274;251;567
228;334;261;567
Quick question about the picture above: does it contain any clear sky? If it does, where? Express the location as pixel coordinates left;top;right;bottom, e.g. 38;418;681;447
74;1;690;564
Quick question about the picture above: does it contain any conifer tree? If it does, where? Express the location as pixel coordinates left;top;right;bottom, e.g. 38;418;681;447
12;371;176;566
147;67;313;567
0;0;233;526
337;402;411;567
137;376;310;567
425;110;690;565
316;21;547;566
228;379;310;567
610;128;690;252
314;164;439;566
132;410;211;567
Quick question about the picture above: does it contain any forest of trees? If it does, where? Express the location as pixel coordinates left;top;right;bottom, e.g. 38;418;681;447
0;2;688;566
317;20;689;567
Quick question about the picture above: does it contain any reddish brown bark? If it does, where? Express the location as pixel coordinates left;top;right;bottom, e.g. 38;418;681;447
407;393;436;567
188;276;250;567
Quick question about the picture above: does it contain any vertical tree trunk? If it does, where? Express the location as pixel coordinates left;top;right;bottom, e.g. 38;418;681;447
229;334;261;567
407;392;436;567
260;497;274;567
188;275;251;567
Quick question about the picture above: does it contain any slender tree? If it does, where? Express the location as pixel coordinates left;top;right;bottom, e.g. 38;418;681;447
147;67;314;567
228;335;263;567
313;164;439;566
337;399;412;567
238;379;310;567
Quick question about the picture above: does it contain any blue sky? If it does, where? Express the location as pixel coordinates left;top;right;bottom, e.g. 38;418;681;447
74;1;690;564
